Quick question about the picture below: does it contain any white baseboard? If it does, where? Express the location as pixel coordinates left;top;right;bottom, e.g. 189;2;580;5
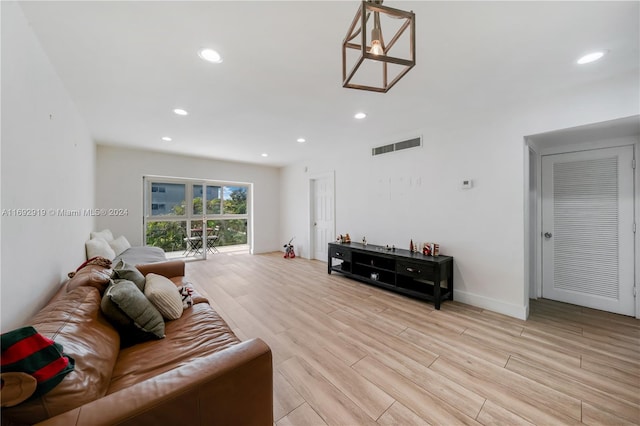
453;289;528;320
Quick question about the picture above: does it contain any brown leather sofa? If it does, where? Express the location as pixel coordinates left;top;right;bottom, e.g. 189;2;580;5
2;261;273;426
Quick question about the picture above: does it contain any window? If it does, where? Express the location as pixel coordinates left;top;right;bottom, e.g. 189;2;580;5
223;186;247;214
144;177;250;257
150;183;185;216
206;186;222;215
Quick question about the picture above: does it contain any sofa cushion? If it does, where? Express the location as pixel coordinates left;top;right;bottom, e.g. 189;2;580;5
85;238;116;261
108;235;131;256
144;273;184;320
112;259;146;291
101;280;165;346
1;286;120;425
107;302;241;394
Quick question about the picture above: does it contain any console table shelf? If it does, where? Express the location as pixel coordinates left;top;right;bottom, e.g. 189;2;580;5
328;242;454;309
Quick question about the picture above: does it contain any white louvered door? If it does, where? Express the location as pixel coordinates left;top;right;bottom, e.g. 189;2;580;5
542;146;635;316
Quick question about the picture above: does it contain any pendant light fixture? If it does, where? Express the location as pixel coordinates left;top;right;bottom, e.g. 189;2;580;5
342;0;415;93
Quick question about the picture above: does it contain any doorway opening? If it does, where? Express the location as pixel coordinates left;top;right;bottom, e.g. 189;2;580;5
525;115;640;318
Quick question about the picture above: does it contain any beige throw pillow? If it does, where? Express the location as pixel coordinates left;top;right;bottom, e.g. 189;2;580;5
144;273;183;320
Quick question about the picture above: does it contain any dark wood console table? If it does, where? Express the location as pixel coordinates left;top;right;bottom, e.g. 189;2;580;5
328;242;454;309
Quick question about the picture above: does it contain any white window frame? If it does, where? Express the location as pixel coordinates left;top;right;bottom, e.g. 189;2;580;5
143;176;251;258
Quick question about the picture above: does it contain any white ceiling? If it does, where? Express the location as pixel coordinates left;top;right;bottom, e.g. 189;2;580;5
17;1;640;167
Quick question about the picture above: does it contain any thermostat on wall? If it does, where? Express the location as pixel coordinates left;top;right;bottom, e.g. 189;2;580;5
462;179;473;189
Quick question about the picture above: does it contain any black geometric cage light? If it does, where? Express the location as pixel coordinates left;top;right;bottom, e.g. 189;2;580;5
342;0;416;93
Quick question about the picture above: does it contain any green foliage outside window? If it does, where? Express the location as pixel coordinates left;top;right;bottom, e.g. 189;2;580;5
224;188;247;214
206;219;248;246
171;203;186;216
146;220;187;252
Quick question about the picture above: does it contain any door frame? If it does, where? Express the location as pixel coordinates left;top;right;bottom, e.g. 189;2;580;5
525;137;639;319
308;171;336;261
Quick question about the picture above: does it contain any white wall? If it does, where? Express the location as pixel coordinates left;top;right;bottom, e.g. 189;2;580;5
281;71;640;320
95;145;280;254
1;2;96;332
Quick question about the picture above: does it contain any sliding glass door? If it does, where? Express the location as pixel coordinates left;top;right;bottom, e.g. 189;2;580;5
144;177;250;259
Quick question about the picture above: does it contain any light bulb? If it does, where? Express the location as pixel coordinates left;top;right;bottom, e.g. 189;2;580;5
371;40;384;56
371;27;384;55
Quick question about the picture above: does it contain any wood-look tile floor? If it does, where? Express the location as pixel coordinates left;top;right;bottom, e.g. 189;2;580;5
187;251;640;426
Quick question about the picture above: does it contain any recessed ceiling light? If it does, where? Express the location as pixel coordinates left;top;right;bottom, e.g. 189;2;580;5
297;138;306;143
173;108;188;116
198;48;223;64
261;153;269;157
577;51;606;65
161;136;172;142
354;112;367;119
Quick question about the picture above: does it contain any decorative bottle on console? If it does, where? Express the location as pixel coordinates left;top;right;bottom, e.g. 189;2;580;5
409;239;414;252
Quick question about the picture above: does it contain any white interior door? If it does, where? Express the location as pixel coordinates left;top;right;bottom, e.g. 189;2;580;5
542;146;635;316
310;174;335;261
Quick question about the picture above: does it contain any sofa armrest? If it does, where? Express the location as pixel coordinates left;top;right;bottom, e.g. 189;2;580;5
135;260;185;279
35;338;273;426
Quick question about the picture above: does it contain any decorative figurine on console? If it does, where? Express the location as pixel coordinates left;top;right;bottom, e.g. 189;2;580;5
362;236;367;246
422;242;440;256
337;233;352;243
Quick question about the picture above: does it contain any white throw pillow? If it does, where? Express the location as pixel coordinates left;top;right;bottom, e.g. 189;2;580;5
144;273;184;320
90;229;114;242
85;238;116;261
108;236;131;257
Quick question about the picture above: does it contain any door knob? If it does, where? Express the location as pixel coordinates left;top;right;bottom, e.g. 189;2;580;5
544;232;552;239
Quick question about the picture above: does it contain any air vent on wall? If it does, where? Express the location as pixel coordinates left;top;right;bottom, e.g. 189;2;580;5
372;137;422;156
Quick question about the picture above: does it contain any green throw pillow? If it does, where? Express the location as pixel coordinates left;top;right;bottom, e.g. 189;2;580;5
111;260;145;291
101;279;165;347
